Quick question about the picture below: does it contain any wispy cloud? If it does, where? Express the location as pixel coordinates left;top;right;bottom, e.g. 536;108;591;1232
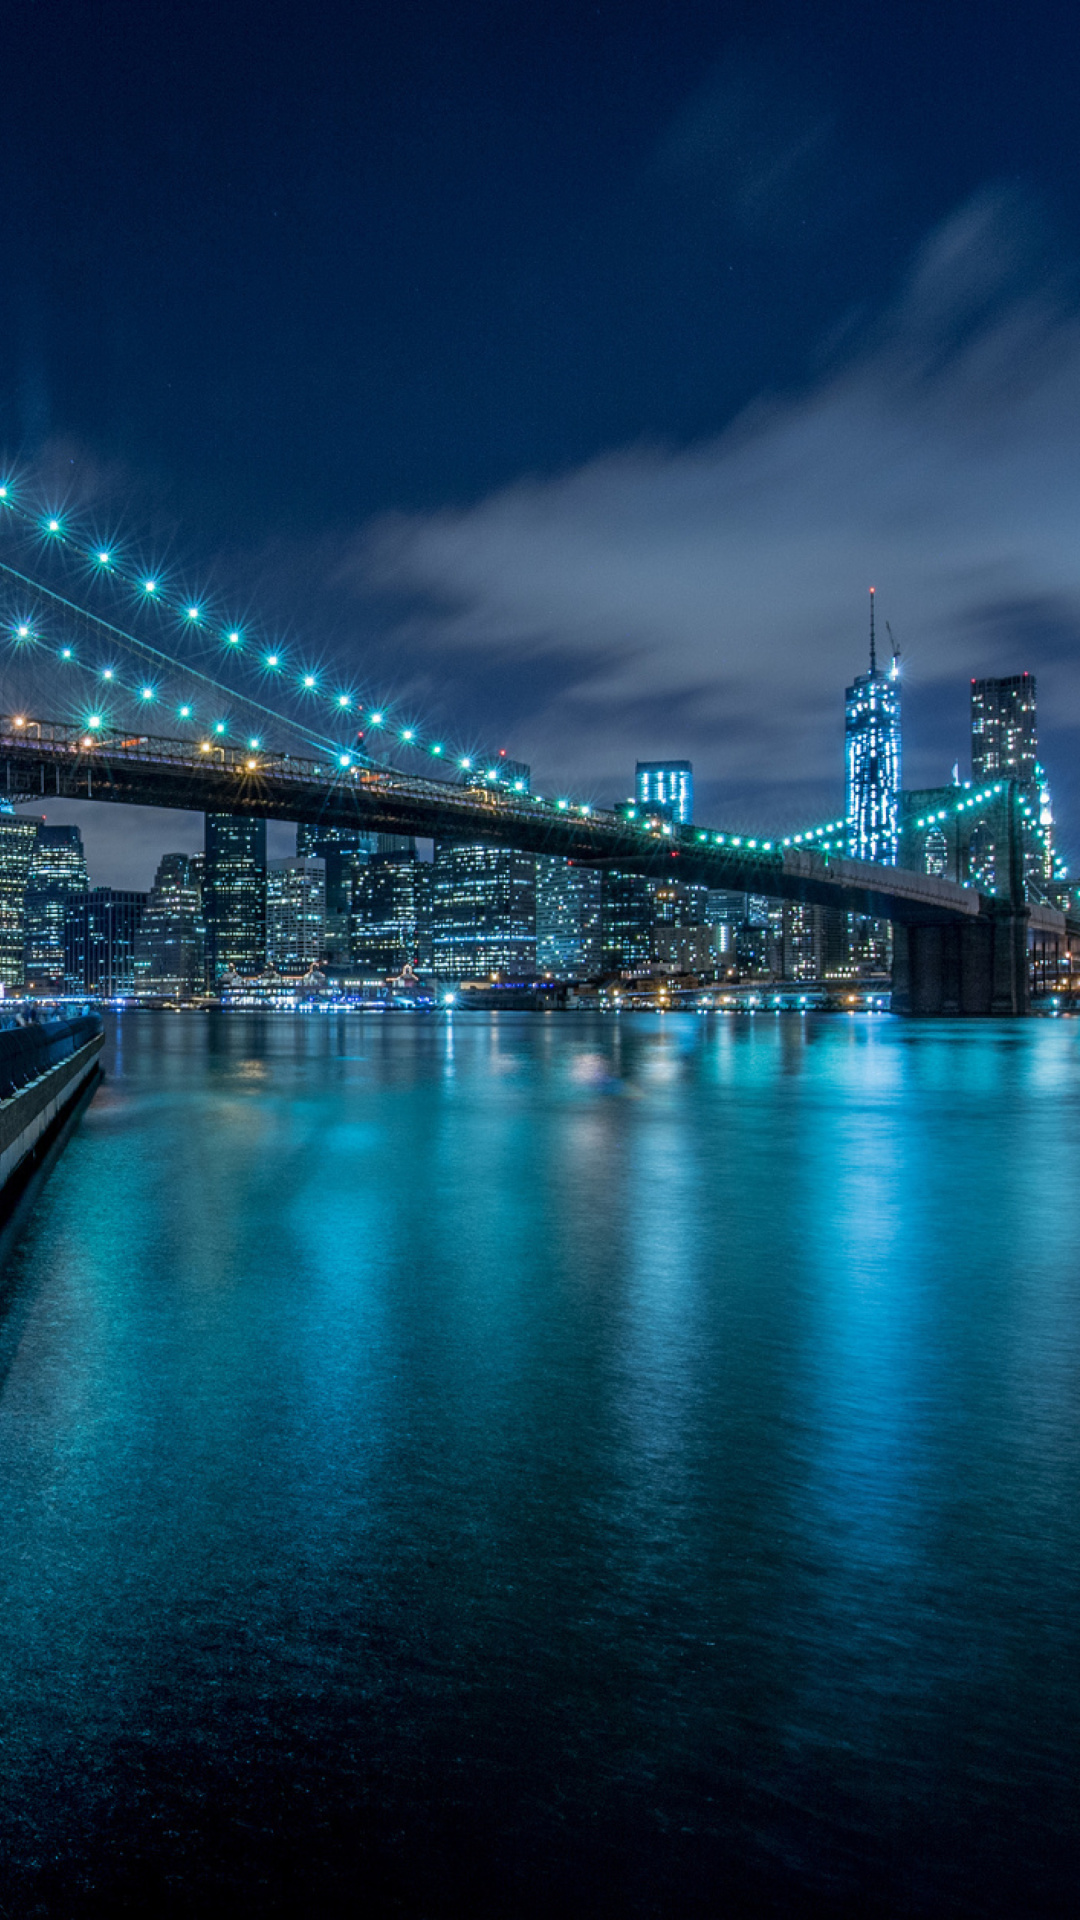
343;186;1080;832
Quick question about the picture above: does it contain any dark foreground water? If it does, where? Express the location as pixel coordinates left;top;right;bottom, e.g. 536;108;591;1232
0;1012;1078;1918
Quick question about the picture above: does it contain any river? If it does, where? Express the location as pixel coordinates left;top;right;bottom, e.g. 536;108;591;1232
0;1011;1077;1916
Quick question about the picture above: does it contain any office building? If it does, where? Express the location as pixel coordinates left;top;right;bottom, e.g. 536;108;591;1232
204;813;267;982
971;674;1038;783
969;674;1053;884
65;889;147;995
133;854;205;996
651;878;709;928
23;823;89;993
432;843;536;980
600;869;654;973
653;925;718;975
845;593;901;864
635;760;693;825
296;824;376;965
266;857;326;971
0;810;41;990
535;858;602;978
352;850;431;974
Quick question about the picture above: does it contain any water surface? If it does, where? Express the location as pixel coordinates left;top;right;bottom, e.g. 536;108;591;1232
0;1011;1077;1915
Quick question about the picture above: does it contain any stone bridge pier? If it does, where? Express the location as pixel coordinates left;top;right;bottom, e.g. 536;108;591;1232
891;904;1030;1016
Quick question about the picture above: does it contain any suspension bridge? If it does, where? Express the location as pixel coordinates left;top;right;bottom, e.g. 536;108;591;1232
0;470;1075;1013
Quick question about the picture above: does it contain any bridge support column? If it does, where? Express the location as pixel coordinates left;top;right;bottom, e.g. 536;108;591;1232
892;908;1029;1015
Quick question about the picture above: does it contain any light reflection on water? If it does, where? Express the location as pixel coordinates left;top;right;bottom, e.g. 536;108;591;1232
0;1010;1077;1916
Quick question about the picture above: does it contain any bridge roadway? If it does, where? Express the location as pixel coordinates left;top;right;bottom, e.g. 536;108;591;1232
2;715;1074;1011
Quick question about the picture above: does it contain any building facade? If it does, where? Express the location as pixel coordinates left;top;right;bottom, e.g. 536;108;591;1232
432;844;536;979
133;853;205;996
845;602;901;864
204;813;267;982
350;850;431;975
65;889;148;995
266;857;326;971
600;869;654;973
0;810;41;990
970;674;1053;884
635;760;693;825
535;858;602;978
23;823;89;993
296;824;376;966
971;674;1038;783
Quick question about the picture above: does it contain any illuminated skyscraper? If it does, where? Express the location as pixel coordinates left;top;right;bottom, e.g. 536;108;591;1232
535;858;602;978
64;889;147;995
635;761;693;825
266;857;326;971
23;824;89;992
600;870;653;972
133;853;205;996
204;813;267;981
0;809;41;989
971;674;1038;782
296;823;376;965
845;591;901;864
432;844;536;980
351;850;430;974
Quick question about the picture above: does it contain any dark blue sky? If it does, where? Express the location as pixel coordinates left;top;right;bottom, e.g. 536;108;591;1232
3;0;1080;882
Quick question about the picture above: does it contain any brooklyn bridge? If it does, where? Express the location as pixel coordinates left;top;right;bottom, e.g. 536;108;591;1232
1;480;1076;1015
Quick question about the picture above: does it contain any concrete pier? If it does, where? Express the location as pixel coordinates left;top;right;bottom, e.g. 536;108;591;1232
0;1018;104;1203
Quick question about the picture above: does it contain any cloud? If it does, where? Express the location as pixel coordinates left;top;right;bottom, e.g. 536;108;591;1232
343;186;1080;831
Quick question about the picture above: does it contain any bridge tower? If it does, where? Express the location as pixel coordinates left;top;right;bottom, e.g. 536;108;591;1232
891;780;1030;1015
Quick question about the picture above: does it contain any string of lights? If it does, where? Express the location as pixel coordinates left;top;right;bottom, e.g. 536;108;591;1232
0;473;1067;873
0;476;510;780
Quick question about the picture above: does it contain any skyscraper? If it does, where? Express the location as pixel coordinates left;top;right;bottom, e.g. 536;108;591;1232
431;844;536;980
845;591;901;864
535;858;602;978
351;850;430;974
971;674;1038;782
970;672;1054;885
0;809;41;990
204;813;267;982
295;823;376;966
23;823;89;993
600;870;654;973
266;857;326;970
133;853;205;996
65;889;148;995
635;761;693;825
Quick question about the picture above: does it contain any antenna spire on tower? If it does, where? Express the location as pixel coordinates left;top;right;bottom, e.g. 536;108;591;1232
869;586;877;673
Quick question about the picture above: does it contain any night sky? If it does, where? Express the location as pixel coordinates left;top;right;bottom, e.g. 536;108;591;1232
3;0;1080;885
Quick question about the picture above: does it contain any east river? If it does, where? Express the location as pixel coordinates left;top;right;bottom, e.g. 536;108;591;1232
0;1012;1077;1916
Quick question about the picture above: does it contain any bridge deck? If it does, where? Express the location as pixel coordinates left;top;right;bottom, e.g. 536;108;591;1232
1;715;1073;934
